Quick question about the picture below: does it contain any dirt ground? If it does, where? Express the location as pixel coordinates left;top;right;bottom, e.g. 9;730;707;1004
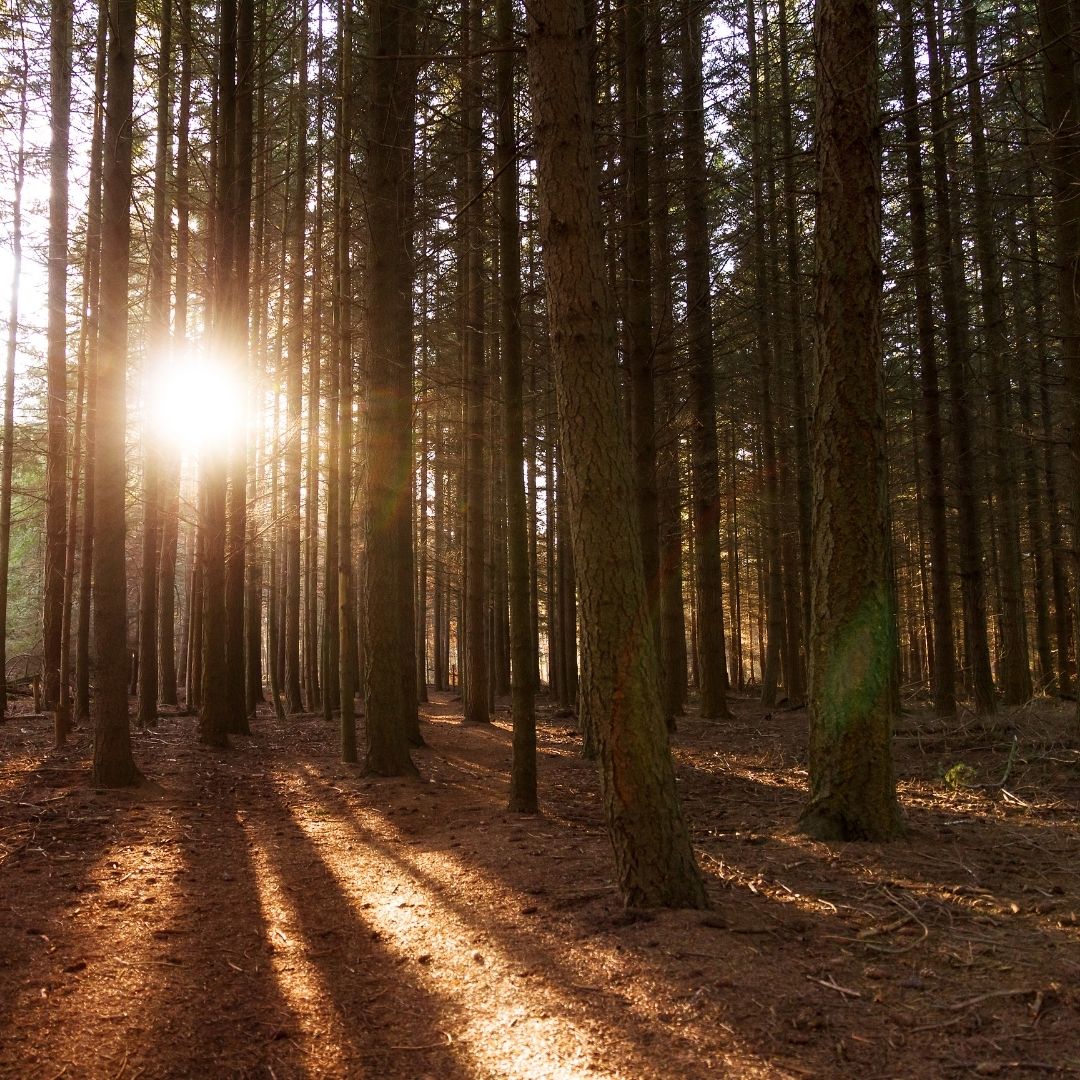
0;689;1078;1079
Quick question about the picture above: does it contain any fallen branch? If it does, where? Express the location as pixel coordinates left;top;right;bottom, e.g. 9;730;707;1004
807;974;861;999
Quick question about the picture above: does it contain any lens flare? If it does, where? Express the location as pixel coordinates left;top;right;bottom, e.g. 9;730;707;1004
147;351;245;455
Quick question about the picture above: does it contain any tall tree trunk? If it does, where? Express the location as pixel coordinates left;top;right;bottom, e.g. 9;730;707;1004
681;0;731;720
158;0;190;710
199;0;239;748
43;0;73;715
225;0;256;732
322;3;343;726
337;0;356;761
897;0;955;716
649;26;686;722
1036;0;1080;719
777;0;811;648
363;0;420;774
92;0;141;786
138;0;173;733
799;0;900;841
623;0;659;669
1008;216;1054;692
0;44;27;720
462;0;489;725
746;0;784;709
284;17;308;716
76;0;108;728
923;0;996;713
526;0;708;908
498;0;537;812
305;26;325;715
1023;142;1072;694
960;0;1031;705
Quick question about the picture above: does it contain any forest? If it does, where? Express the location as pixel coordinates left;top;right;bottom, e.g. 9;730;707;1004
0;0;1078;1072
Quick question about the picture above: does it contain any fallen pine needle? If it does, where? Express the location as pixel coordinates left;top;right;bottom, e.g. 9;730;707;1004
390;1031;453;1051
949;988;1034;1011
807;974;861;999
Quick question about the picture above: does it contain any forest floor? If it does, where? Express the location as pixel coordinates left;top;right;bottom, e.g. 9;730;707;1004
0;689;1078;1079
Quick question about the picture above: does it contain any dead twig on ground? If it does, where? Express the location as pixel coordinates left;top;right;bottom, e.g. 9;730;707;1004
949;987;1037;1011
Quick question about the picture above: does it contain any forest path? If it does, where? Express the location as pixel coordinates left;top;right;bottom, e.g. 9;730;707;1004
1;693;1079;1078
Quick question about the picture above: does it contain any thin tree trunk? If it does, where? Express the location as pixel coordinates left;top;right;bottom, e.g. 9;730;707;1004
923;0;995;713
138;0;172;733
225;0;256;732
337;0;356;761
158;0;190;710
92;0;140;786
75;1;107;725
649;28;686;722
623;0;660;668
681;0;730;720
960;0;1031;705
199;0;239;748
897;0;955;715
498;0;536;811
43;0;73;714
462;0;489;725
777;0;811;647
747;0;784;709
284;19;308;716
0;44;27;720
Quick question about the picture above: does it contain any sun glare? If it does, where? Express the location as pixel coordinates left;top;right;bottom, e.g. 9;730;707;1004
147;353;246;455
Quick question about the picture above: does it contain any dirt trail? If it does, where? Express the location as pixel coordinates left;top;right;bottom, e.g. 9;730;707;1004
1;693;1078;1078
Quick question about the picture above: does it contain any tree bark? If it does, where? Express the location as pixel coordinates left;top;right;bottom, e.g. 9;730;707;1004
681;0;731;720
225;0;256;732
897;0;955;716
498;0;537;812
462;0;489;725
362;0;420;775
960;0;1031;705
284;17;308;716
92;0;141;786
0;46;27;720
799;0;900;841
526;0;708;907
1036;0;1080;718
43;0;73;715
138;0;172;733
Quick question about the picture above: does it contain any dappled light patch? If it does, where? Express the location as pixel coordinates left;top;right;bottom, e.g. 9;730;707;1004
0;763;188;1075
241;813;365;1076
283;764;777;1078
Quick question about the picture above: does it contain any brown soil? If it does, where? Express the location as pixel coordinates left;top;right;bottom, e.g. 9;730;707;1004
0;690;1078;1079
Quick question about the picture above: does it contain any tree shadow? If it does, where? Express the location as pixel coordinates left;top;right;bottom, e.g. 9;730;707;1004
275;765;791;1078
238;781;471;1078
289;718;1080;1078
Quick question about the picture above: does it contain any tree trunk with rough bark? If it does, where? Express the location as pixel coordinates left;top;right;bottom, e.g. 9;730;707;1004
92;0;141;786
799;0;900;841
498;0;537;813
44;0;73;717
527;0;708;908
362;0;420;776
681;0;731;721
897;0;955;716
